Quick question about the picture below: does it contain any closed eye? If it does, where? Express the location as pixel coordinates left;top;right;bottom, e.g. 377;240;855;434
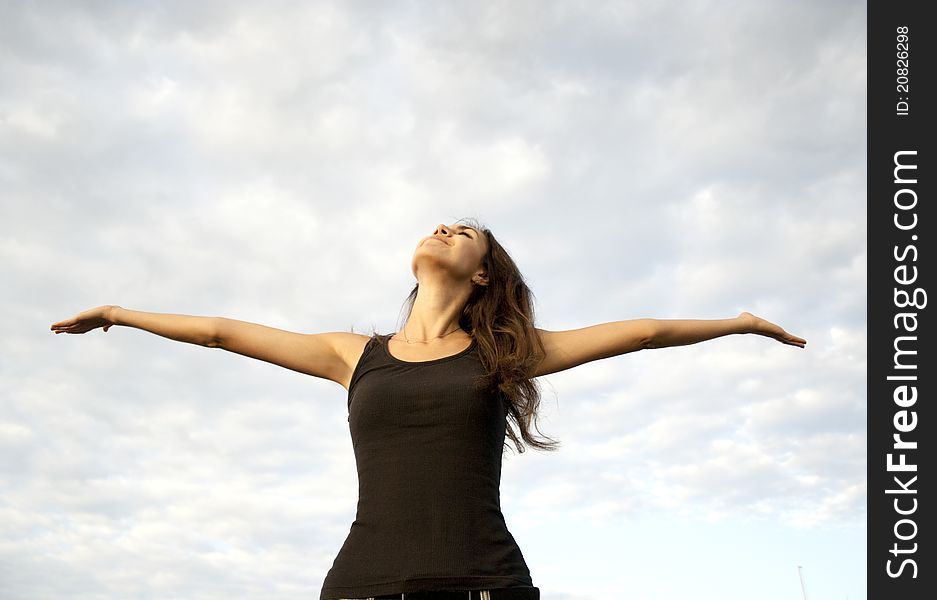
458;231;472;237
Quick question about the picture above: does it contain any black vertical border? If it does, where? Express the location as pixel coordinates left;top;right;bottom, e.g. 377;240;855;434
869;0;934;598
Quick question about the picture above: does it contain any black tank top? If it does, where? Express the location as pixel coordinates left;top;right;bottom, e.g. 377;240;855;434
319;334;535;599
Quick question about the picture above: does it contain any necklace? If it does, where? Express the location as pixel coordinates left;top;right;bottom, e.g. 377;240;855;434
397;322;464;344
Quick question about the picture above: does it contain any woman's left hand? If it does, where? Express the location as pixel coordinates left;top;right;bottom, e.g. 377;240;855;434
738;311;806;348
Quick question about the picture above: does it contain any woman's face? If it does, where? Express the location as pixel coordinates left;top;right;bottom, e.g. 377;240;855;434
412;223;489;283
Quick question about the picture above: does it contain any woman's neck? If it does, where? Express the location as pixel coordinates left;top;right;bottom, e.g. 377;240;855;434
402;274;473;342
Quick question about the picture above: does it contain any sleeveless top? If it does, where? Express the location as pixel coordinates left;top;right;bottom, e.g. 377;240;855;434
319;334;535;599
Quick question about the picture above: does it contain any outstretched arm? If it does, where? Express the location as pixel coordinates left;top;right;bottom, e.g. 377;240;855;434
532;311;805;377
51;305;369;388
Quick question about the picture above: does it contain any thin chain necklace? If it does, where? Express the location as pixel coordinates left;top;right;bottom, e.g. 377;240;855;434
396;322;464;344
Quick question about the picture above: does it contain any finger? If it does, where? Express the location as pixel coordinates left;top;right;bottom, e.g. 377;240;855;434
774;334;803;347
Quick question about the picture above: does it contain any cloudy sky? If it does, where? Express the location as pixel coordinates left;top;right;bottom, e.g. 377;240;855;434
2;1;865;599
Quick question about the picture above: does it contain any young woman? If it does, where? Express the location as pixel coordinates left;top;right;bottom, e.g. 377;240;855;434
51;219;806;600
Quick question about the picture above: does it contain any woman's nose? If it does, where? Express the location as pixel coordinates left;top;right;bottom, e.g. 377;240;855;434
434;223;450;236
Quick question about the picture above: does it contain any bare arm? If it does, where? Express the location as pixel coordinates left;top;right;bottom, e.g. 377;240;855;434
51;305;369;388
532;312;805;377
644;315;749;349
111;306;218;346
211;318;368;386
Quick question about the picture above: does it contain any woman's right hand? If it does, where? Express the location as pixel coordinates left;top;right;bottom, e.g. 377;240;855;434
737;311;806;348
51;305;120;335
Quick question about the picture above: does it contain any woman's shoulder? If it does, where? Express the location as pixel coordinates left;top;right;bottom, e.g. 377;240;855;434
326;331;383;357
318;332;386;390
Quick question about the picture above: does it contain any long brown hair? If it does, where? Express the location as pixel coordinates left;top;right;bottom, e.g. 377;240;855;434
397;218;560;454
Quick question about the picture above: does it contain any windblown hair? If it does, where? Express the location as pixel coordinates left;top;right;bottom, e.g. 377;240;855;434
398;217;560;454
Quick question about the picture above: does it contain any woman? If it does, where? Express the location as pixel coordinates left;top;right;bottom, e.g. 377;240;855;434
51;219;806;600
